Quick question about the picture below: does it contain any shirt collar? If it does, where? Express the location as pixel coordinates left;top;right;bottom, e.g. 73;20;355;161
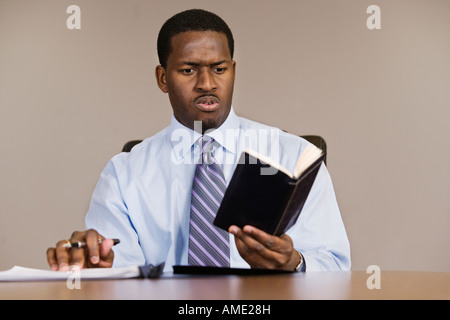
168;107;239;161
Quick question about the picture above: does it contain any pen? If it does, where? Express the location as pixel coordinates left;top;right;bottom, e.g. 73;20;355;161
63;238;120;249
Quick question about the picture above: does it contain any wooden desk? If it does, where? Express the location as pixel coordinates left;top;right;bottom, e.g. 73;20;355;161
0;271;449;300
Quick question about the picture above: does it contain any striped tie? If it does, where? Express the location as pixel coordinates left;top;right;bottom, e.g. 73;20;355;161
188;136;230;267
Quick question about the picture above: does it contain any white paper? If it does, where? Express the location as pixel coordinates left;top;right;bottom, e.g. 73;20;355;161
0;265;141;282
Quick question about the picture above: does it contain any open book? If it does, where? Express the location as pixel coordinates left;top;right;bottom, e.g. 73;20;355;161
246;144;323;179
214;144;325;236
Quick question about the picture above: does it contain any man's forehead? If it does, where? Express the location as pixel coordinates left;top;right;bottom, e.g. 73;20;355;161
169;31;231;62
171;30;227;43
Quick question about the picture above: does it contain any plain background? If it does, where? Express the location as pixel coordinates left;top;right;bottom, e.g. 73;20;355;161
0;0;449;272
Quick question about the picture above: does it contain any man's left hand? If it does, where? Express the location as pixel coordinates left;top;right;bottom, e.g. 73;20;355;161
229;225;301;271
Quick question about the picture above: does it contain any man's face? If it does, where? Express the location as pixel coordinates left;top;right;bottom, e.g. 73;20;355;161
156;31;236;133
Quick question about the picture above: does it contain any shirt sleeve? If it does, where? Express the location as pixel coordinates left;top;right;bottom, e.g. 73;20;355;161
85;158;146;268
286;163;351;271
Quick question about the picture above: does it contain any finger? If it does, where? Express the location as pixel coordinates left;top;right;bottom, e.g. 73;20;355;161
230;226;279;269
46;247;59;271
85;229;101;265
68;231;88;268
230;226;267;256
242;226;295;267
55;239;72;272
242;225;293;254
97;239;115;268
230;225;294;270
230;226;259;264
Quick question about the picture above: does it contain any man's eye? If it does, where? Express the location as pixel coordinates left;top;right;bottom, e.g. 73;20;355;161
181;68;195;74
214;67;226;73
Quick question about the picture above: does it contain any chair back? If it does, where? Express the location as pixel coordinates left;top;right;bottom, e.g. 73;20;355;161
122;135;327;164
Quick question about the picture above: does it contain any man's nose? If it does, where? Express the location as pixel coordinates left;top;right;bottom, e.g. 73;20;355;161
195;69;217;92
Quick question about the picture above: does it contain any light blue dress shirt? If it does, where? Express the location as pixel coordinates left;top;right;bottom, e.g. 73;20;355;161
85;108;351;272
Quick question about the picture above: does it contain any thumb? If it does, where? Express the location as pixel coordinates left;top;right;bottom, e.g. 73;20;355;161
98;239;115;267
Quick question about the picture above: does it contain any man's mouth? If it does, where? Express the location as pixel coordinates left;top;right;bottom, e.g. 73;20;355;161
194;95;220;111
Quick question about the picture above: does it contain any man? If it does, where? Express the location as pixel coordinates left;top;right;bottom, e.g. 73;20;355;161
47;9;350;272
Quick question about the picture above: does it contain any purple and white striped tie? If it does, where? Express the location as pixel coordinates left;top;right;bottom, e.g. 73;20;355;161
188;136;230;267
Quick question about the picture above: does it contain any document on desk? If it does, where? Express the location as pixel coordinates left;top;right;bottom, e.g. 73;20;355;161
0;265;140;281
0;263;165;281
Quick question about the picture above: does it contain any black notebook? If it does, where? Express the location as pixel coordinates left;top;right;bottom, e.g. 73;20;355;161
173;265;293;276
214;145;325;237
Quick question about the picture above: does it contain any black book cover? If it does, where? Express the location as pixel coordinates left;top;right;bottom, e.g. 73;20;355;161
214;151;325;236
172;265;293;276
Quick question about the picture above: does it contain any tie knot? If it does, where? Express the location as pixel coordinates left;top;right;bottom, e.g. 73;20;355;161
199;136;215;165
200;136;214;153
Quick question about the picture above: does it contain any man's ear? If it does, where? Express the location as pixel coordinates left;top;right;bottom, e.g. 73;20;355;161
155;65;168;93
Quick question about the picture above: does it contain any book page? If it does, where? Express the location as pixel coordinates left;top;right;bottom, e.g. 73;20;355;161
244;149;293;177
293;145;323;179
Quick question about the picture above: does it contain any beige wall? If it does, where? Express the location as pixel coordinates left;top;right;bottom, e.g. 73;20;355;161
0;0;449;272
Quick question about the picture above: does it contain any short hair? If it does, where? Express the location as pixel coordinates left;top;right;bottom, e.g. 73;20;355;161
157;9;234;69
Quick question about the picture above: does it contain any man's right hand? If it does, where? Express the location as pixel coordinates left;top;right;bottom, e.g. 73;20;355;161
46;229;115;271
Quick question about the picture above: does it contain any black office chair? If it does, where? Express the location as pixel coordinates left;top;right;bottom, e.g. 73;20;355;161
122;135;327;165
122;140;145;153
